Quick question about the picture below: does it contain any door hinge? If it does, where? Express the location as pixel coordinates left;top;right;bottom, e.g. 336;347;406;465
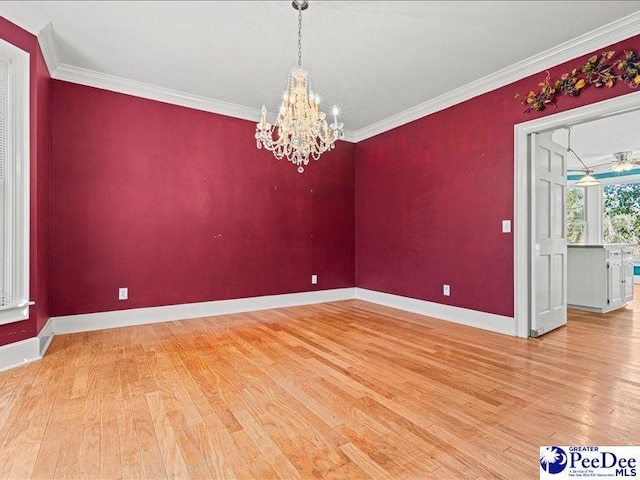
607;263;610;269
607;299;610;304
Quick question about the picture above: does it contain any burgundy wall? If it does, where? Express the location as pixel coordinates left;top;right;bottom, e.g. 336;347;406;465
35;40;51;333
2;14;637;348
49;82;355;316
0;18;51;347
356;34;640;318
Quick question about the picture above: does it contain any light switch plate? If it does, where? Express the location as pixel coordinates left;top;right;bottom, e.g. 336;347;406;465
502;220;511;233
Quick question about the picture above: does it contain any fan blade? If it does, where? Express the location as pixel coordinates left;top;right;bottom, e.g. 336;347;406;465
591;161;615;169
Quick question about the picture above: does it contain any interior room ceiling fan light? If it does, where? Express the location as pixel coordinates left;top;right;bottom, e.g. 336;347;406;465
255;0;344;173
611;151;634;172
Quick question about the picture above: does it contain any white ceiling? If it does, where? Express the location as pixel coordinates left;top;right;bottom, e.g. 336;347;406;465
552;108;640;172
9;1;640;135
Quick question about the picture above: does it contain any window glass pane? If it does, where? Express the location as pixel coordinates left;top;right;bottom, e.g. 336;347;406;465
567;187;585;244
603;183;640;258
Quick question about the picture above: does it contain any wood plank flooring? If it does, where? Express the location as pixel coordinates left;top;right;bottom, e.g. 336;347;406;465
1;292;639;479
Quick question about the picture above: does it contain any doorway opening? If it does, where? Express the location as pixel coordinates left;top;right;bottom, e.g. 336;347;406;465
513;91;640;338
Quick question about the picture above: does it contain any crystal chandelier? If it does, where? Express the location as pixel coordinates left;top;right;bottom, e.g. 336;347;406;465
255;0;344;173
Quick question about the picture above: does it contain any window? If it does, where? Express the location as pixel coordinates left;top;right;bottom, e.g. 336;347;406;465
0;39;29;326
566;187;586;244
603;183;640;258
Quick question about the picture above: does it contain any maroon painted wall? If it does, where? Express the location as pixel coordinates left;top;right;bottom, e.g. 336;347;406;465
49;82;355;316
356;34;640;318
0;17;51;346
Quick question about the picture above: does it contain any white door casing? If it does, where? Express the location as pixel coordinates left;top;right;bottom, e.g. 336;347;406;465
530;133;568;337
514;90;640;339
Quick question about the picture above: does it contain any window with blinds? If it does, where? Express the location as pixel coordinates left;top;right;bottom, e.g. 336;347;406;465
0;39;29;326
0;56;9;308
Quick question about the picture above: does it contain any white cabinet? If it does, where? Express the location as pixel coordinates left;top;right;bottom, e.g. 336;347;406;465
567;244;635;313
623;249;634;303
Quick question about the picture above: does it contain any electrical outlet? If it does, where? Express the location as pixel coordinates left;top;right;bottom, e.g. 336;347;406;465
118;287;128;300
311;274;318;285
443;284;450;296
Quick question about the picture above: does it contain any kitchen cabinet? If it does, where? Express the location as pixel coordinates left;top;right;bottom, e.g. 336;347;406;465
567;244;635;313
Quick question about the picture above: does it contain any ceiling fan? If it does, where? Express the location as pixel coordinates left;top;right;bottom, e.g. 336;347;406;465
567;151;640;175
565;128;640;186
607;151;640;172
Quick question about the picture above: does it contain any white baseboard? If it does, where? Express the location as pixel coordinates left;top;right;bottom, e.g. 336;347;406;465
38;317;54;357
0;287;521;373
51;287;518;338
0;317;54;372
354;288;516;336
0;336;39;373
51;288;356;335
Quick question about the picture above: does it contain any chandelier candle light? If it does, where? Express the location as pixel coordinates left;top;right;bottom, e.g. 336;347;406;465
255;0;344;173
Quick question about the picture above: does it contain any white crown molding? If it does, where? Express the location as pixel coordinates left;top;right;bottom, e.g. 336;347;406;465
51;288;356;335
355;288;516;336
36;22;60;75
52;64;357;141
0;1;48;35
53;63;266;123
341;131;356;143
353;10;640;142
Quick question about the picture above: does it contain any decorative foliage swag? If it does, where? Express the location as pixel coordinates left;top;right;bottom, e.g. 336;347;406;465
516;49;640;113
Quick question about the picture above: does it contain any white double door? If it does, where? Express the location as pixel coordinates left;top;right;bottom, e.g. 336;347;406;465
530;133;568;337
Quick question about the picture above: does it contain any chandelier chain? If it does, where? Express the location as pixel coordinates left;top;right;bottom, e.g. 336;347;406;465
297;3;302;67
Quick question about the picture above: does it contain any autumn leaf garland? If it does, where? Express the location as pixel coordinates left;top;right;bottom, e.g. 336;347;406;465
516;49;640;113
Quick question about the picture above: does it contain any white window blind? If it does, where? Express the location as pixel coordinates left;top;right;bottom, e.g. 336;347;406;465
0;55;9;308
0;39;29;326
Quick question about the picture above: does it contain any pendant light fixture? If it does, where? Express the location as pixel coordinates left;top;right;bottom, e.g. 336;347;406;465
255;0;344;173
567;127;600;187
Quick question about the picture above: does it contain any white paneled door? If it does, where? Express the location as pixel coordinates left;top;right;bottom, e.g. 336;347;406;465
530;133;568;337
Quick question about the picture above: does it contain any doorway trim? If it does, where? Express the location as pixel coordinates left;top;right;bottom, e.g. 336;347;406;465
514;91;640;338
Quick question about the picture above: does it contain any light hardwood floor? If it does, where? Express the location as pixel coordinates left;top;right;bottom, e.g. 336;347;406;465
1;292;639;479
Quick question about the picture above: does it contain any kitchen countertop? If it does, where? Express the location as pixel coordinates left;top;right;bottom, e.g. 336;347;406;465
568;243;638;248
